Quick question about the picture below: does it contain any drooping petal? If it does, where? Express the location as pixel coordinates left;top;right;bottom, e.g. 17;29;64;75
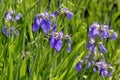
4;11;8;18
52;23;57;32
100;25;110;40
99;42;107;53
41;19;51;33
88;39;95;51
86;52;91;61
2;27;8;37
16;13;22;20
110;31;118;40
49;36;57;48
87;61;91;68
100;68;108;78
53;11;59;17
66;11;73;20
55;39;62;52
67;39;71;53
32;17;41;32
75;61;82;72
107;68;114;77
93;66;98;72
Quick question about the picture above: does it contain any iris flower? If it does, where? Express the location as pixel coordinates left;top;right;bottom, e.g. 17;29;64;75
94;58;114;77
32;12;55;33
2;27;19;37
4;10;22;21
49;32;71;53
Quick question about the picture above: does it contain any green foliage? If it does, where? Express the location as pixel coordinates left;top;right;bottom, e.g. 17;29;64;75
0;0;120;80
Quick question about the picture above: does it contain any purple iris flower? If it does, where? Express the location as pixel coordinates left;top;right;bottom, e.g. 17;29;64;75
94;58;114;77
32;12;55;33
4;11;14;21
63;8;73;20
100;68;108;77
66;11;74;20
49;32;63;52
41;19;52;33
110;31;118;40
100;25;110;40
87;38;95;51
75;61;82;72
88;22;99;39
16;13;22;20
107;68;114;77
2;27;19;37
99;42;107;53
4;10;22;21
49;32;71;53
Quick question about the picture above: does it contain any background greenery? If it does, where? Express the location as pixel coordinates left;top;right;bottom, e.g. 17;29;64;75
0;0;120;80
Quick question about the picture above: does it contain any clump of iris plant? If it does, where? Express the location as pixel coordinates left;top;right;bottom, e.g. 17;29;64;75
75;22;118;78
32;5;73;53
2;10;22;37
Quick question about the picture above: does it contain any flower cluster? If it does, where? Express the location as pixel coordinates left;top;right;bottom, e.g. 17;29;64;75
94;58;114;77
75;22;118;77
2;27;19;37
2;10;22;37
4;10;22;21
32;6;73;53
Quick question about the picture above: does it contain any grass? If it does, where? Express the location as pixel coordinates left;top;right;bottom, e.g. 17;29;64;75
0;0;120;80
